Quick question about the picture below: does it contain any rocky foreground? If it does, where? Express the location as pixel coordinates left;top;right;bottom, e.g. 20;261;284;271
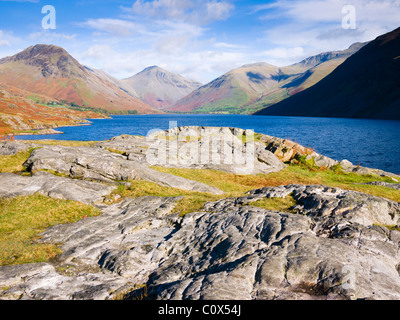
0;126;399;300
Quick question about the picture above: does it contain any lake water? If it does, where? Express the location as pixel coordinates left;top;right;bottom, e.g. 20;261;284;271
16;114;400;174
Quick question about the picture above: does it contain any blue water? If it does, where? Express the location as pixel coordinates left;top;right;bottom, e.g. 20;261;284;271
16;114;400;174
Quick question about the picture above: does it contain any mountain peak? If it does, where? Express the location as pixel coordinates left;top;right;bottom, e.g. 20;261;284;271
11;44;72;63
122;66;202;110
145;65;161;70
1;44;83;78
240;62;277;69
0;44;157;114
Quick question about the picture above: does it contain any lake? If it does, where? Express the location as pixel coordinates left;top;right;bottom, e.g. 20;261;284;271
16;114;400;174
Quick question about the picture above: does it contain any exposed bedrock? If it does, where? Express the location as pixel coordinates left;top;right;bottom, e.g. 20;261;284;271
1;184;400;300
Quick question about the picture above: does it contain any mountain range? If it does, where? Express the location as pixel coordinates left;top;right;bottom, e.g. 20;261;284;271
166;42;366;114
0;27;398;123
0;45;157;115
254;27;400;120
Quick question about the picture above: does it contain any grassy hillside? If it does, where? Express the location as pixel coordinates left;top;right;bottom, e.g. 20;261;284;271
0;85;108;136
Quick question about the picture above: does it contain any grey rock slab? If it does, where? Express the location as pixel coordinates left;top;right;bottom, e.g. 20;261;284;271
0;263;132;300
1;184;400;300
362;181;400;190
23;145;223;194
0;141;39;156
0;196;183;300
142;186;400;300
0;171;115;205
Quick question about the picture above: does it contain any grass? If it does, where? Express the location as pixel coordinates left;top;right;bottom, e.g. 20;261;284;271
0;148;35;173
105;180;224;217
21;140;98;147
152;164;400;203
249;194;298;213
0;194;100;266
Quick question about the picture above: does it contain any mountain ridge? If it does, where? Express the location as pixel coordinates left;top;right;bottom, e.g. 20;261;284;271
0;44;159;114
166;42;366;114
254;27;400;120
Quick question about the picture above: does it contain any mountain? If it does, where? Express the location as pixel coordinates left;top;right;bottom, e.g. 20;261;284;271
166;44;365;114
254;27;400;120
0;44;158;114
289;42;366;72
121;66;202;110
166;62;281;113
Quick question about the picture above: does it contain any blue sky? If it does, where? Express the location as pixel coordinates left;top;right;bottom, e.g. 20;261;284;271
0;0;399;83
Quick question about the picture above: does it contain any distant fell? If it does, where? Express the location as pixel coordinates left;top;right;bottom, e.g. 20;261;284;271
254;27;400;120
167;44;365;114
122;66;202;110
0;44;158;114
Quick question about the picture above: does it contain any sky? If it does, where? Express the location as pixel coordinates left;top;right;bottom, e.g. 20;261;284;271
0;0;399;83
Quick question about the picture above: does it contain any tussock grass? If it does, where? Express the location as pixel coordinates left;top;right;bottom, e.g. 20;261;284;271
0;195;100;266
249;195;298;213
21;140;97;147
107;180;223;217
0;149;34;173
152;165;400;203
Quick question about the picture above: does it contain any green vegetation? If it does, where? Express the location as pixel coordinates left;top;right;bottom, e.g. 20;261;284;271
107;110;138;115
192;88;249;114
242;89;291;114
26;140;97;147
152;165;400;203
0;195;100;266
0;148;35;173
105;180;223;217
248;194;298;213
27;96;110;116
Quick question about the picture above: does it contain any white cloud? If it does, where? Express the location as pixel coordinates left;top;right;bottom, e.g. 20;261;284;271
255;0;400;64
126;0;234;25
262;47;304;58
213;42;247;49
0;30;10;47
79;19;138;37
